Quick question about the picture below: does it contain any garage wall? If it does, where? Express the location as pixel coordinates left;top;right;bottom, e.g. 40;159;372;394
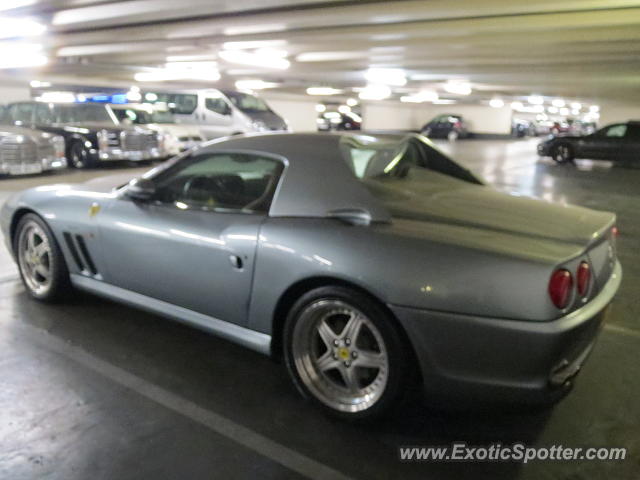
260;93;319;132
361;101;512;134
0;82;30;104
599;102;640;126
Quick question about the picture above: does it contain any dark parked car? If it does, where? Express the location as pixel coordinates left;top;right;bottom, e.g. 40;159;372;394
421;114;470;140
3;102;163;169
538;121;640;164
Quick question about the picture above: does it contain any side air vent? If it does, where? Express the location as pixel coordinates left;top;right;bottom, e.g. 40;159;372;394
75;235;98;276
63;232;85;271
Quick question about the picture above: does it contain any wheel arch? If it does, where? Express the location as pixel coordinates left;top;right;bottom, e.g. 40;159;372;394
9;208;39;255
270;275;421;385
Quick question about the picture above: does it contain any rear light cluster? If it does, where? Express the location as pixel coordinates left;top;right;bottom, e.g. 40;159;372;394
548;261;592;309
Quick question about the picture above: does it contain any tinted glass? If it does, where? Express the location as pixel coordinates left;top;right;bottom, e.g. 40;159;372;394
625;124;640;140
340;134;480;201
152;153;284;213
8;103;34;124
205;97;230;115
113;108;175;124
223;91;271;113
604;124;627;138
152;93;198;115
52;104;114;124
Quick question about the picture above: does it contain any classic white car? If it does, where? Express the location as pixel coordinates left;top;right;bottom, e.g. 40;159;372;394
0;125;67;176
109;104;204;156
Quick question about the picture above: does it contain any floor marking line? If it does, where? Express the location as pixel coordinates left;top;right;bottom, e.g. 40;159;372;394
604;323;640;340
21;324;354;480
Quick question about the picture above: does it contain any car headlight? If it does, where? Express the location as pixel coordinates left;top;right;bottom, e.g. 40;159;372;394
251;120;267;132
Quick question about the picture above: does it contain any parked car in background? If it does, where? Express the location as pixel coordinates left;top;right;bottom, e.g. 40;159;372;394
316;111;362;131
538;121;640;164
421;114;470;140
511;118;532;137
147;89;289;140
109;104;205;156
0;124;67;176
3;102;163;169
1;132;621;419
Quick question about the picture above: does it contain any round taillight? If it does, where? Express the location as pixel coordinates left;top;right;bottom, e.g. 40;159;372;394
549;269;573;309
577;261;591;297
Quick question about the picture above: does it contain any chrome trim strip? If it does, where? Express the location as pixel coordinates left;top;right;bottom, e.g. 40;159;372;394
70;274;272;355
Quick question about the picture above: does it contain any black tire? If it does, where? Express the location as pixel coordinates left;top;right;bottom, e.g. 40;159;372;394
68;141;95;169
283;286;409;420
552;143;574;164
13;213;71;302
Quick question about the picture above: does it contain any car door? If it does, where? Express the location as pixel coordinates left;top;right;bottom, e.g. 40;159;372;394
97;150;285;326
579;124;627;160
622;124;640;163
199;93;234;140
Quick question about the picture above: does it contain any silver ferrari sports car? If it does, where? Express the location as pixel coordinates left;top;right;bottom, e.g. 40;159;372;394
0;132;622;419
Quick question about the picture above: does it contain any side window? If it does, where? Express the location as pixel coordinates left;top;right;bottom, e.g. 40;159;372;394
153;153;284;213
205;97;231;116
604;124;627;138
624;125;640;140
34;103;54;125
8;103;34;124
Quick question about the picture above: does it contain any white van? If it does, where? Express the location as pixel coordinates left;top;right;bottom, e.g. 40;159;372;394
147;89;289;140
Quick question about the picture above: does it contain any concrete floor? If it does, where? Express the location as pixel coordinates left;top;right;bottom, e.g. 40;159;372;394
0;139;638;480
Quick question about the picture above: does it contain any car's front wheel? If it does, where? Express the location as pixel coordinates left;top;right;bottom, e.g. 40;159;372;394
284;286;409;420
552;143;574;164
68;141;95;169
14;213;71;302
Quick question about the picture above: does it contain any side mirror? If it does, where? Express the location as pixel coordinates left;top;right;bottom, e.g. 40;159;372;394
126;177;156;201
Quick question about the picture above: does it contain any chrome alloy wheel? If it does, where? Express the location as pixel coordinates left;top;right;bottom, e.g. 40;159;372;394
291;300;389;412
555;145;571;163
17;221;53;296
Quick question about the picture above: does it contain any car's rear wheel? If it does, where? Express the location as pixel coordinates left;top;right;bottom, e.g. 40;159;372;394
447;130;459;141
14;213;70;302
552;143;574;164
284;286;408;420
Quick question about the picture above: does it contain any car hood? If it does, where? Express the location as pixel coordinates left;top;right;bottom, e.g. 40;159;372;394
379;174;614;248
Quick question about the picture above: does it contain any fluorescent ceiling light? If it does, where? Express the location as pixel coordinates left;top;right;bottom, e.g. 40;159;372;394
36;91;76;103
219;49;290;69
338;105;351;114
166;54;217;62
306;86;343;96
223;40;286;51
571;109;580;116
528;95;544;105
400;90;438;103
145;92;158;102
0;42;46;68
346;98;358;107
315;104;326;113
30;80;51;88
489;98;504;108
365;68;406;86
235;79;279;90
548;106;559;114
570;102;582;110
135;62;220;82
0;0;37;10
559;107;569;116
296;51;364;62
444;81;472;95
510;101;524;110
358;84;392;101
551;98;565;107
589;105;600;112
0;16;45;38
432;99;457;105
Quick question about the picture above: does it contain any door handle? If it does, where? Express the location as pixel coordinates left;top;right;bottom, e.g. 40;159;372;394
229;255;244;270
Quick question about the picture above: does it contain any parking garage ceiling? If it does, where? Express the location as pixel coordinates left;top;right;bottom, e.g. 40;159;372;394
2;0;640;102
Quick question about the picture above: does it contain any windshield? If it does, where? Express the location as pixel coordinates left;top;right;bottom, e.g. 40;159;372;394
223;91;272;113
53;104;114;124
340;134;482;207
112;108;176;125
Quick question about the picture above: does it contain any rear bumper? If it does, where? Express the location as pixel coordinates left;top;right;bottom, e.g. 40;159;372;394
391;261;622;405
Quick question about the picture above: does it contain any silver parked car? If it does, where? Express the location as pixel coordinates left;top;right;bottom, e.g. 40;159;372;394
0;125;67;176
0;133;621;419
